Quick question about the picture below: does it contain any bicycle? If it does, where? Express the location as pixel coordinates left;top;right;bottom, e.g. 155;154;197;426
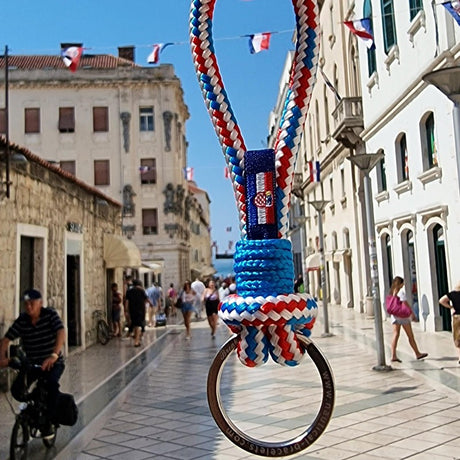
92;309;111;345
8;348;59;459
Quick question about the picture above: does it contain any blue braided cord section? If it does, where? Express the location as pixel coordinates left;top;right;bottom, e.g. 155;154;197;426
234;239;294;298
241;326;270;365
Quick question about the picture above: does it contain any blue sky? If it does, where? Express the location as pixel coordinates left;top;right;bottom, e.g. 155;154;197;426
3;0;297;254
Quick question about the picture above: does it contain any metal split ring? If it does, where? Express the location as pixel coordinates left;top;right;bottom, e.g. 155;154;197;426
207;334;335;457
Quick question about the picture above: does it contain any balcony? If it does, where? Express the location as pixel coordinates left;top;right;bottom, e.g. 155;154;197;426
331;97;364;149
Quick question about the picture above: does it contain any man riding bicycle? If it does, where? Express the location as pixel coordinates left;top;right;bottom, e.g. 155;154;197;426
0;289;66;434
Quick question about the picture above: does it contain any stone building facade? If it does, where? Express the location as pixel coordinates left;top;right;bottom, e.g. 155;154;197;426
0;46;213;292
0;140;133;352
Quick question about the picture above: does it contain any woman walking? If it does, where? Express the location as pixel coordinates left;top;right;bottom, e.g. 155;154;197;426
439;281;460;363
388;276;428;363
180;281;196;340
203;279;220;338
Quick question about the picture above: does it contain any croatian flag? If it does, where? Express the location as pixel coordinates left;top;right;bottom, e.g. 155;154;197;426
147;43;173;64
61;46;83;72
139;166;150;174
443;1;460;25
344;19;375;49
249;33;271;54
308;161;321;183
253;172;275;225
183;167;194;181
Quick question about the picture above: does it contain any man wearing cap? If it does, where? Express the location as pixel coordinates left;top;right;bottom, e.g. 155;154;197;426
0;289;66;428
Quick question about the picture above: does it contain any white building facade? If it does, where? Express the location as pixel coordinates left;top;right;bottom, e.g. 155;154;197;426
352;0;460;332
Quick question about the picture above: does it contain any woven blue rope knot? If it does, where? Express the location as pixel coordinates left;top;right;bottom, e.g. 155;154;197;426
234;239;294;298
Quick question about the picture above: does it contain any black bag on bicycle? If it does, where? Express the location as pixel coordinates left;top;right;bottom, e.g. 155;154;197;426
55;391;78;426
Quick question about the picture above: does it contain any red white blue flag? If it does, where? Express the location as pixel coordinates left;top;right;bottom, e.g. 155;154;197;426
443;1;460;25
308;161;321;183
183;167;194;181
248;33;271;54
344;19;375;50
147;43;173;64
61;46;83;72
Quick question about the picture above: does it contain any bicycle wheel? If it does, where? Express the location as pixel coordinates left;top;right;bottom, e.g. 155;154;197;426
97;319;110;345
42;425;58;448
10;417;29;460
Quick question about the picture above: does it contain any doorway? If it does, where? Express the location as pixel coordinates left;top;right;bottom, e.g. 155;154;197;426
433;224;450;331
67;255;82;347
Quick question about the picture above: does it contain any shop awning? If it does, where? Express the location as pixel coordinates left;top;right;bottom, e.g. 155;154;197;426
201;265;216;277
103;235;141;268
139;261;164;274
305;253;321;271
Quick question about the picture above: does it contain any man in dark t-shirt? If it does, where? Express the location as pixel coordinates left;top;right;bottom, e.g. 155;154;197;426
0;289;66;432
125;280;151;347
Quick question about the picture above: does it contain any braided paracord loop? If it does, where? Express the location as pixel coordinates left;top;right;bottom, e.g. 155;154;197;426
189;0;320;368
221;239;317;367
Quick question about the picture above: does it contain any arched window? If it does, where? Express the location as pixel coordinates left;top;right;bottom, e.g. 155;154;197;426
376;150;387;193
420;112;438;170
409;0;423;21
381;0;397;53
396;133;409;182
363;0;377;76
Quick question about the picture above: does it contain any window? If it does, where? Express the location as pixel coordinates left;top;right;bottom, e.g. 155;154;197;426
60;160;76;176
140;107;154;132
381;0;397;53
0;108;5;134
421;112;437;169
94;160;110;186
409;0;423;21
140;158;157;184
93;107;109;132
376;151;387;193
363;0;377;77
142;208;158;235
25;108;40;134
396;133;409;182
59;107;75;133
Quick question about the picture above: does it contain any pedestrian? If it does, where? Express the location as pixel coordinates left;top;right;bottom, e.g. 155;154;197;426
123;275;134;338
166;283;177;317
125;280;151;347
387;276;428;363
180;281;196;340
191;277;205;319
439;281;460;364
111;283;123;337
0;289;66;436
146;282;162;327
294;275;305;293
203;279;220;338
218;281;229;301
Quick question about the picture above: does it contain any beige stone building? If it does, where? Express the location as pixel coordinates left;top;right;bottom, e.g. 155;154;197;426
187;180;214;281
0;139;136;352
0;46;213;292
269;1;369;312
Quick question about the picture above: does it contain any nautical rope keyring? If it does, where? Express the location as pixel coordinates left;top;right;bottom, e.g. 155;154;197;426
190;0;335;456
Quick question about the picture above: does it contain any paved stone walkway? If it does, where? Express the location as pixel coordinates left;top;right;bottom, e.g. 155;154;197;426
58;309;460;460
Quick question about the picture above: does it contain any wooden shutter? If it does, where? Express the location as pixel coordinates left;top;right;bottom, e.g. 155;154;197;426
93;107;109;132
94;160;110;185
59;107;75;132
60;161;76;176
25;108;40;134
0;109;6;134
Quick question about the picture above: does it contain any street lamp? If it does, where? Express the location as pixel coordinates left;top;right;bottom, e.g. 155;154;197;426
422;66;460;196
347;153;391;372
308;199;332;337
